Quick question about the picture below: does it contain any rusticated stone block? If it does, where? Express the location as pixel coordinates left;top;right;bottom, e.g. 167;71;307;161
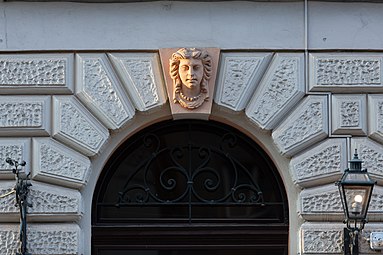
309;53;383;92
0;181;82;222
215;52;272;111
301;223;343;254
0;96;51;136
32;138;91;189
301;223;383;254
300;185;383;221
0;54;74;94
52;96;109;156
272;95;329;157
368;95;383;145
76;53;135;130
332;94;367;135
290;138;347;188
0;224;82;255
352;138;383;183
246;53;305;130
300;185;343;221
108;53;167;111
0;138;31;179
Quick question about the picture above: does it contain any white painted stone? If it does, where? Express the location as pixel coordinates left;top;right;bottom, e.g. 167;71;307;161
0;54;74;94
272;95;329;157
0;96;51;136
108;53;167;111
0;181;82;222
301;223;383;254
300;184;343;221
331;94;367;135
290;138;347;188
352;138;383;183
300;223;343;254
75;53;135;130
32;138;91;189
0;223;82;255
215;52;272;111
0;138;31;179
299;184;383;221
309;53;383;92
246;53;305;130
368;94;383;145
52;96;109;156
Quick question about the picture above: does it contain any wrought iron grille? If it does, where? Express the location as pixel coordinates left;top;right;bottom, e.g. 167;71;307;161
94;120;288;224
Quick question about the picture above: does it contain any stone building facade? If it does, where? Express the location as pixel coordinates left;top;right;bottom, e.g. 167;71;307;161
1;0;383;254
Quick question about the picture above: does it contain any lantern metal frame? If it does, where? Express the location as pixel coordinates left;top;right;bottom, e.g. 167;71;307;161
336;150;376;255
5;158;32;255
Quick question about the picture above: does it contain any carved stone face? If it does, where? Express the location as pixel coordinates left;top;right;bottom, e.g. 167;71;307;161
178;58;204;90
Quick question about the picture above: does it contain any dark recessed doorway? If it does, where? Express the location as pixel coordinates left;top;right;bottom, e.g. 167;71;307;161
92;120;289;255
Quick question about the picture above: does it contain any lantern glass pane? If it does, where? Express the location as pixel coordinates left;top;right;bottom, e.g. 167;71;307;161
344;172;370;182
344;187;369;219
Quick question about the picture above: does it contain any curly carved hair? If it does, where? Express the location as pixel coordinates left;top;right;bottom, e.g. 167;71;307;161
169;48;212;101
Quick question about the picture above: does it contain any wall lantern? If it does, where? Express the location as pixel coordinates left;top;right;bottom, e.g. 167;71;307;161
336;150;376;255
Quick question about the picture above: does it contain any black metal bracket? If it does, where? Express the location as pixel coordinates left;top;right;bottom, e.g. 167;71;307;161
6;158;32;255
344;228;359;255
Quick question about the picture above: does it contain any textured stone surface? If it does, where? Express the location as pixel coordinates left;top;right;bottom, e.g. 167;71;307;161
0;181;81;221
246;53;305;130
52;96;109;156
368;95;383;145
76;53;135;130
290;138;347;188
32;138;91;189
301;184;383;221
215;52;272;111
0;138;31;178
332;94;367;135
0;54;74;94
0;224;81;255
108;53;167;111
301;223;343;254
352;138;383;182
272;95;329;157
309;53;383;92
301;223;383;254
0;96;51;136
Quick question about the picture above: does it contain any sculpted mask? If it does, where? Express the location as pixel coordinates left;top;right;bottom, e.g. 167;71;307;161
169;48;212;109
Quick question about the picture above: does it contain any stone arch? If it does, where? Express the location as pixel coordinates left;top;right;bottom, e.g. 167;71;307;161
1;51;383;254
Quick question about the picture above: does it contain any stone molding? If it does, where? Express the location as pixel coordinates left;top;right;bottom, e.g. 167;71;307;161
75;53;135;130
272;95;329;157
108;52;167;112
0;54;74;94
246;53;305;130
309;53;383;92
332;94;367;135
0;138;31;179
290;138;347;188
215;52;272;111
0;223;82;255
0;181;82;222
32;138;91;189
52;96;109;156
0;96;51;136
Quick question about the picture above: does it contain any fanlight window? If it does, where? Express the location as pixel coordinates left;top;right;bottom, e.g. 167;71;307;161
93;120;289;254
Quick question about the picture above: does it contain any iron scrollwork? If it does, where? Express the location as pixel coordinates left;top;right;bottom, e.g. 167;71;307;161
116;132;264;219
6;158;32;255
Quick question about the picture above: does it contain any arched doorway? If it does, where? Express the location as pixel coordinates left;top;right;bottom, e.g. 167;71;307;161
92;119;289;255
